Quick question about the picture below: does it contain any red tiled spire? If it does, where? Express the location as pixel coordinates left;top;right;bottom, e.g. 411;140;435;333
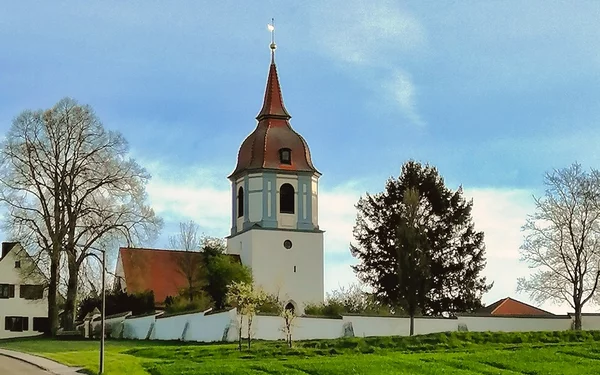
228;28;319;180
256;60;291;121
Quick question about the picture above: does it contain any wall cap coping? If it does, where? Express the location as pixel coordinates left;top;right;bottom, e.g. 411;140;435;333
125;311;164;320
205;308;235;316
157;308;207;319
455;313;571;319
342;313;457;320
92;311;132;322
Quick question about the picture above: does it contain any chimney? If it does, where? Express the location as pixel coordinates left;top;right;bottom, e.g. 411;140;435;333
1;242;18;259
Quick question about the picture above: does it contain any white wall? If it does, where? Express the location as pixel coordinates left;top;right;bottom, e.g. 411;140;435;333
292;317;345;340
581;315;600;331
241;315;344;341
0;245;48;339
88;312;132;339
343;315;411;337
185;310;237;342
152;313;191;341
456;315;573;332
123;314;159;340
244;229;325;313
99;310;596;344
343;316;458;337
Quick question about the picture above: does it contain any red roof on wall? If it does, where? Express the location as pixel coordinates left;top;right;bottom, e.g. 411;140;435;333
118;247;241;305
478;297;554;316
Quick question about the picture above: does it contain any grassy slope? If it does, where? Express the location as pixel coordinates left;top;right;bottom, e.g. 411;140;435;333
2;331;600;374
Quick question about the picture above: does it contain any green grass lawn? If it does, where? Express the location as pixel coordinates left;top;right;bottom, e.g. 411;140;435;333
2;331;600;374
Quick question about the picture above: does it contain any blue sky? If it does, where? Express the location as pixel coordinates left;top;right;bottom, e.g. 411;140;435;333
2;1;600;313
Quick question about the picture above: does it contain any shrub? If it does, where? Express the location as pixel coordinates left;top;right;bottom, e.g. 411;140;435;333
164;292;212;314
77;290;155;321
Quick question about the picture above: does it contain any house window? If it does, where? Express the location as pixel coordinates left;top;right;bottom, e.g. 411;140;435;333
20;285;44;300
33;317;49;333
5;316;28;332
279;148;291;165
14;261;20;268
0;284;15;299
237;186;244;218
280;183;295;214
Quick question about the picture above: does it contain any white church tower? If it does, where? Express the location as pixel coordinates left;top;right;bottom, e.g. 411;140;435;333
226;34;324;314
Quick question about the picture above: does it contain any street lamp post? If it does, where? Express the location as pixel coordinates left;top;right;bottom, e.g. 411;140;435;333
90;249;106;375
100;249;105;375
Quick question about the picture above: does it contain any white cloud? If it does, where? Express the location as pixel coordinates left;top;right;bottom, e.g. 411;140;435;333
383;69;423;126
309;0;425;66
306;0;426;126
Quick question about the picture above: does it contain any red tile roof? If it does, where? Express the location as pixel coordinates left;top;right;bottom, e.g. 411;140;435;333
229;60;319;179
118;247;240;305
478;297;554;316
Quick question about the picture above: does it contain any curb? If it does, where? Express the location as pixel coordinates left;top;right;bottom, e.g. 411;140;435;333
0;352;52;373
0;349;82;375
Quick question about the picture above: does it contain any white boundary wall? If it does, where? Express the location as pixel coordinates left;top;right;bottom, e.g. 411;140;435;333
123;313;161;340
248;315;345;341
343;316;458;337
99;310;600;343
457;315;572;332
185;309;237;342
581;314;600;331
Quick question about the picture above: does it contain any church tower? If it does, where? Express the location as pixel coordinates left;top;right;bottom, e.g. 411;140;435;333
226;31;324;313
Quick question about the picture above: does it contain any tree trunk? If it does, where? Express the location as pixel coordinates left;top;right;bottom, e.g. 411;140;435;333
63;259;79;331
574;304;582;330
47;247;60;336
247;315;253;349
409;313;415;336
238;315;243;352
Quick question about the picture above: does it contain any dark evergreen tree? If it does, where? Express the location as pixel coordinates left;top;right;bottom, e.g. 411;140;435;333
351;160;491;327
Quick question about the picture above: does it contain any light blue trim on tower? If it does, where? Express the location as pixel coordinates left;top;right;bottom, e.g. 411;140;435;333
297;175;314;230
261;172;278;228
242;175;252;230
231;183;237;235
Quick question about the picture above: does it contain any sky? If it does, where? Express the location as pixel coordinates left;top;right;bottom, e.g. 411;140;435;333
2;1;600;314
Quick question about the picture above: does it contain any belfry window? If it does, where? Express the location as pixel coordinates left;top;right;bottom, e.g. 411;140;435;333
237;187;244;218
279;148;291;165
280;183;295;214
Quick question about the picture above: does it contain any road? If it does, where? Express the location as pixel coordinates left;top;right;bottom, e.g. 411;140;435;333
0;355;50;374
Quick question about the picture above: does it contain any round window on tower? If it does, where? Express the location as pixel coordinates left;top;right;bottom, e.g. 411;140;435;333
283;240;293;249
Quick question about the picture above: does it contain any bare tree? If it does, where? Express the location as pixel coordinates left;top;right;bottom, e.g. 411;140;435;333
168;220;200;250
168;221;204;302
0;98;162;332
518;163;600;330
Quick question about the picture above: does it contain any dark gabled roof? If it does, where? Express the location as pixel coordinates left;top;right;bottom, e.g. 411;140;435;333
0;242;19;260
119;247;241;305
477;297;554;316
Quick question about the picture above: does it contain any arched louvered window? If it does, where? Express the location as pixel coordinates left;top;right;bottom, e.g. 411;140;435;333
280;183;295;214
237;186;244;218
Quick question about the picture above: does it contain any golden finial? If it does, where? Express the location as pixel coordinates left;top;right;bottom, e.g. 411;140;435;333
268;18;276;62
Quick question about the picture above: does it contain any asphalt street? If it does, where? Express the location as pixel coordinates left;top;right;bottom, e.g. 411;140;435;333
0;355;50;374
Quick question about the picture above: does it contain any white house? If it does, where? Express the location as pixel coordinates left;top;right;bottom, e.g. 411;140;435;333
226;46;324;314
0;242;49;339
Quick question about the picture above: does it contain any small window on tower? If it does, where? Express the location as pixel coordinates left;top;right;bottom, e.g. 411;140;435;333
237;187;244;218
279;148;291;165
